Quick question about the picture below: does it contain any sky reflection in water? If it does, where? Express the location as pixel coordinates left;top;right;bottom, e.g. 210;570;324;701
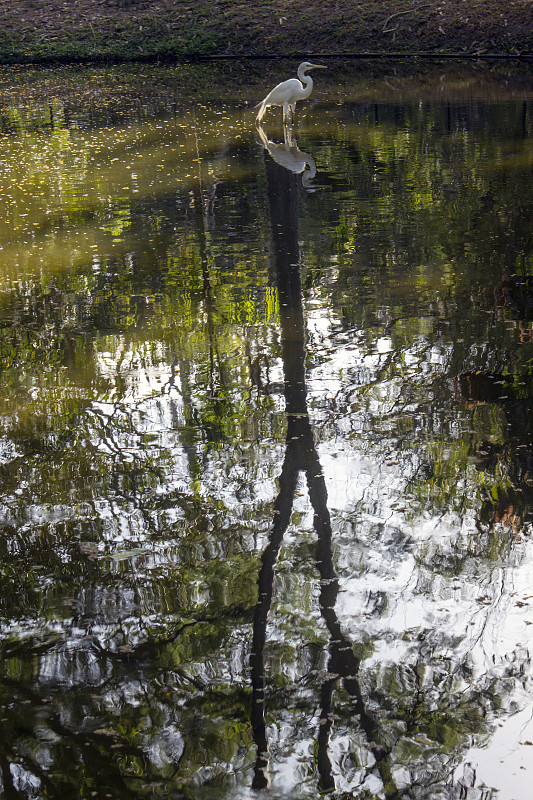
0;60;532;799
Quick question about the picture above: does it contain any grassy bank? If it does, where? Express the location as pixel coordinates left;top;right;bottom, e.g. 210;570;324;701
0;0;532;64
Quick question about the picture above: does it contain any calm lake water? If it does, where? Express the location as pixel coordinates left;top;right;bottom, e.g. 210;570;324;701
1;58;533;799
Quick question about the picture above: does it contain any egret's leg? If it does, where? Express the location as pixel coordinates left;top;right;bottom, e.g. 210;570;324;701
285;125;296;148
289;103;296;124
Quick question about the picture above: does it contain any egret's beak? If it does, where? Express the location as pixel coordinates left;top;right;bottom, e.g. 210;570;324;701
310;64;328;69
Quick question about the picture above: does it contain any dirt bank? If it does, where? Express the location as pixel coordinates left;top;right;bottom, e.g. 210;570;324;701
0;0;531;64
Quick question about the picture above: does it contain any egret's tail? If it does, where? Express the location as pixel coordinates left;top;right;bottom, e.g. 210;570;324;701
255;101;267;123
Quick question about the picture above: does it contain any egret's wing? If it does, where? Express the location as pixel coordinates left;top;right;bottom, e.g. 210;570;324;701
262;78;302;106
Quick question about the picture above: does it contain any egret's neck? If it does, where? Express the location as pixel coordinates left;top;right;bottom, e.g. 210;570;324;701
297;68;313;99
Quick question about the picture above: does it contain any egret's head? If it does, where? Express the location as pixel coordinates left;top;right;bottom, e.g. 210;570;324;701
300;61;328;72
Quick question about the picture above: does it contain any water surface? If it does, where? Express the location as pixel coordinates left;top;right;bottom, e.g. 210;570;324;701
1;59;533;799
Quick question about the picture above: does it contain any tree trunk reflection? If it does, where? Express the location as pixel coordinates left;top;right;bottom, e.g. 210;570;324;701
250;145;400;797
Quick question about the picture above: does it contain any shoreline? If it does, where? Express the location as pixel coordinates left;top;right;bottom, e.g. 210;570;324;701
0;0;531;66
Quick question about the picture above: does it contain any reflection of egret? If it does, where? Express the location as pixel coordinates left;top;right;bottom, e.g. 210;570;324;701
257;124;317;191
255;61;327;126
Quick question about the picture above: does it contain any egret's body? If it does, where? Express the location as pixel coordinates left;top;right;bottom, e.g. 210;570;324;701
255;61;326;125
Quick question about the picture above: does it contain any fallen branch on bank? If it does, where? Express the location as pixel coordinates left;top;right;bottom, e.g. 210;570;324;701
382;3;432;33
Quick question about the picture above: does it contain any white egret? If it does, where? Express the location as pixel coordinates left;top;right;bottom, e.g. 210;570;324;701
255;61;327;125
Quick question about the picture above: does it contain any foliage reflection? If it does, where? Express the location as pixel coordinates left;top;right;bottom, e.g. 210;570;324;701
0;62;532;799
